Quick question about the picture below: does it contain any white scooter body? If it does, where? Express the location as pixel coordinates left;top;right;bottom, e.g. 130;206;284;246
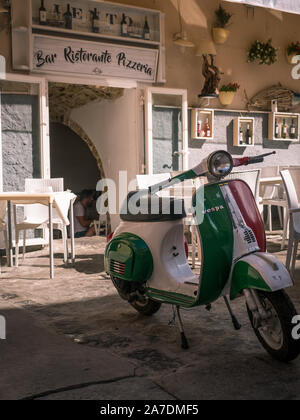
114;220;199;298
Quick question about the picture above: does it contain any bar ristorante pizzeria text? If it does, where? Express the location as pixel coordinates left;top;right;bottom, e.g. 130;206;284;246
35;45;154;76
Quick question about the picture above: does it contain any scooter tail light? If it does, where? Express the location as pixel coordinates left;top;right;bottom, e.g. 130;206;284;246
107;232;114;243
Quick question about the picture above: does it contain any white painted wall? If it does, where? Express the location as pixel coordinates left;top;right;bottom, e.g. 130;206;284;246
70;88;141;229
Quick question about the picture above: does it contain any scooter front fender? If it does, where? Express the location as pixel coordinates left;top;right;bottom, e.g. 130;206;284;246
230;252;293;300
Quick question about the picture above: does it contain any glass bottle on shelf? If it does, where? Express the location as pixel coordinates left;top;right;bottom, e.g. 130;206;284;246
91;8;100;33
246;124;252;145
143;16;151;40
282;119;287;139
39;0;47;26
121;13;128;37
290;119;296;139
64;4;73;30
239;126;244;145
197;120;202;138
204;118;211;137
275;118;279;139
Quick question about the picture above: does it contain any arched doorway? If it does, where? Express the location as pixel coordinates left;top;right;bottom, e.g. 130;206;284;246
50;122;101;194
48;82;123;235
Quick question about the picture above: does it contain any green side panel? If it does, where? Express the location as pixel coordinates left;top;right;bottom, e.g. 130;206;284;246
230;261;272;300
105;233;153;283
146;288;197;308
193;183;234;305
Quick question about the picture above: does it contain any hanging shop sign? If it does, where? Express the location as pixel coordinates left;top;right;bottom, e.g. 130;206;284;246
224;0;300;15
33;35;159;82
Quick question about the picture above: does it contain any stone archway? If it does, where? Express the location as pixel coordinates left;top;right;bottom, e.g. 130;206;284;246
48;82;124;235
50;116;112;234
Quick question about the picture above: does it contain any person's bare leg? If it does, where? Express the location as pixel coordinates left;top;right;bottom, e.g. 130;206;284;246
85;225;96;237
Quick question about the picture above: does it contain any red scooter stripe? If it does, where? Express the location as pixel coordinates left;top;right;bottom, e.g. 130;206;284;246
228;180;266;252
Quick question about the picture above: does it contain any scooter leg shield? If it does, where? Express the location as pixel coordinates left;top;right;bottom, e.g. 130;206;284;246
230;252;293;300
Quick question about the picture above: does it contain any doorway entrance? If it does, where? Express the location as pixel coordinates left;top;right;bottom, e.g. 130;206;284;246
50;122;100;195
145;88;188;175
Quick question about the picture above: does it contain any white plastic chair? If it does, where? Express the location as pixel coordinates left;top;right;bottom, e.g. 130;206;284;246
169;176;205;268
94;194;109;237
281;169;300;277
0;201;9;270
259;166;288;249
25;178;64;193
14;178;69;266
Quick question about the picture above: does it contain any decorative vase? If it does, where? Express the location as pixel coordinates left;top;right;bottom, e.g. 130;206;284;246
212;28;230;45
219;91;235;106
286;50;299;64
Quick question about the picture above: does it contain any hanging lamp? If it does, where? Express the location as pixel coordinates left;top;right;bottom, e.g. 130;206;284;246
173;0;195;48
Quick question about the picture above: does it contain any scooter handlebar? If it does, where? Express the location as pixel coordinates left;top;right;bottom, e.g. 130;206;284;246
148;151;276;193
233;151;276;167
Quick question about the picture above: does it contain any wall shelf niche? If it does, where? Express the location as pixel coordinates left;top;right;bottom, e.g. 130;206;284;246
233;117;255;147
268;112;300;142
191;109;214;140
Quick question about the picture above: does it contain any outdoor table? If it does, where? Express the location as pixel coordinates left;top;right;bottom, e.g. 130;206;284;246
0;191;76;279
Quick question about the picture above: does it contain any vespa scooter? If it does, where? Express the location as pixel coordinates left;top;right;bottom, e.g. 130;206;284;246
105;150;300;362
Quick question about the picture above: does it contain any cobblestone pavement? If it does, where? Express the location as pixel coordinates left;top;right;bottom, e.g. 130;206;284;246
0;236;300;400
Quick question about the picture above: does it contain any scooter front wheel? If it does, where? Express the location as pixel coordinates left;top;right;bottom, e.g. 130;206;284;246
247;290;300;362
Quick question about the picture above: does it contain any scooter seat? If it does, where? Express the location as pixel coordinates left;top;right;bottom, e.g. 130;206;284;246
120;191;186;223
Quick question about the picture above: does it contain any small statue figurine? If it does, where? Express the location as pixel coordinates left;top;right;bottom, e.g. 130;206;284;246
200;54;221;98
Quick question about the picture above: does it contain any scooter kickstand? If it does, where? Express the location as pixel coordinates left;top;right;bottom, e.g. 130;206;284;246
223;297;242;331
176;306;189;350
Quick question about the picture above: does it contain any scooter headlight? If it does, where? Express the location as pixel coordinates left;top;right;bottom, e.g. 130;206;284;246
208;151;233;179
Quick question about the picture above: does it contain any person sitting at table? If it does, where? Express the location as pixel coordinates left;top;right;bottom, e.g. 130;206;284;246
74;190;96;238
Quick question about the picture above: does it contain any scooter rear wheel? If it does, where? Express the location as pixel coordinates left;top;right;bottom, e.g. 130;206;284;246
111;276;161;316
130;298;162;317
247;290;300;363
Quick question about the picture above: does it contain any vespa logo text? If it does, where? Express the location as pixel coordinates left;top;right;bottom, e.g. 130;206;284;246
292;315;300;340
202;205;225;215
292;55;300;80
0;315;6;340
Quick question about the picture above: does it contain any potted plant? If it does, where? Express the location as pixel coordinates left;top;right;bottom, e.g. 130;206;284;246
219;82;240;106
286;42;300;64
212;5;232;45
247;39;278;65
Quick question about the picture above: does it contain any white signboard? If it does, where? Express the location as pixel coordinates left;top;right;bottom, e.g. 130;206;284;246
33;35;159;82
224;0;300;15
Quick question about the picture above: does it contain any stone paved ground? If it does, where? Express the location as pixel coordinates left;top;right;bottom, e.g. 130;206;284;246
0;236;300;400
